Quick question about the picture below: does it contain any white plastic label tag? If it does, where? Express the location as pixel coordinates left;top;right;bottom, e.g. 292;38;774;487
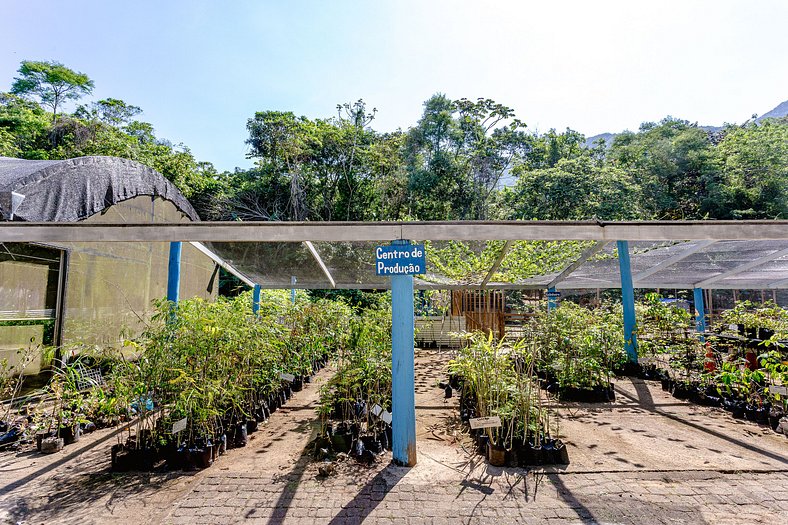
469;416;502;429
172;418;187;434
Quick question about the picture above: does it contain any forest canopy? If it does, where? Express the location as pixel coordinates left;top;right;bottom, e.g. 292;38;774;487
2;60;786;223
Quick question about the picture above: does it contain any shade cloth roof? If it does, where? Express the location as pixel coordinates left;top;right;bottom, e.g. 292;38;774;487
0;156;199;222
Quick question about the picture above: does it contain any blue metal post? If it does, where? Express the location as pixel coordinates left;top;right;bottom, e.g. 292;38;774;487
547;286;557;312
167;241;182;304
253;284;261;316
693;287;706;341
617;240;638;363
291;276;296;304
391;240;417;466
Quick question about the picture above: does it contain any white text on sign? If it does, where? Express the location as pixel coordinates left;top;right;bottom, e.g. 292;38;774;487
375;244;427;276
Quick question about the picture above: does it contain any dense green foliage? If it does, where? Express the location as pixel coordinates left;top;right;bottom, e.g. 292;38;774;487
317;303;392;428
3;60;786;224
528;302;627;390
426;239;590;284
20;290;384;453
449;333;552;449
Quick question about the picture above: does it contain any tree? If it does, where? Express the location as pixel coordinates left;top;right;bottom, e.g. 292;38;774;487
711;119;788;219
404;94;460;219
520;128;587;170
608;118;719;219
502;156;644;220
243;101;388;222
246;110;313;220
405;94;528;220
454;97;529;219
75;98;142;126
0;128;17;157
0;92;51;158
10;60;94;122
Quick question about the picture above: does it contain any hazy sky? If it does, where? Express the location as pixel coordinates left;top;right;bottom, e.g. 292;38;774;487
2;1;787;172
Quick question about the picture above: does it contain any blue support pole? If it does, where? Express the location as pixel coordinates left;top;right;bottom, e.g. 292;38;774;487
391;240;417;466
167;241;182;304
693;287;706;341
252;284;261;316
291;276;296;304
617;240;638;363
547;287;557;312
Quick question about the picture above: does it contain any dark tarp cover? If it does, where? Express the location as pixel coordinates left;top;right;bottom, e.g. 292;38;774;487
0;156;199;222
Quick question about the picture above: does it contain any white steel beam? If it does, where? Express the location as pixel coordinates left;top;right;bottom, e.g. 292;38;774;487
254;280;786;291
304;240;336;289
189;241;256;288
548;241;610;289
480;240;513;287
695;246;788;288
632;240;717;283
2;220;788;243
767;277;788;289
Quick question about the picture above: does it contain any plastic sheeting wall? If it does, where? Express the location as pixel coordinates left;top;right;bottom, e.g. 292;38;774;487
57;196;216;347
0;244;60;375
1;196;217;369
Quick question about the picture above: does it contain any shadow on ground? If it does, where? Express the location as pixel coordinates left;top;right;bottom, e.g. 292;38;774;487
2;456;192;524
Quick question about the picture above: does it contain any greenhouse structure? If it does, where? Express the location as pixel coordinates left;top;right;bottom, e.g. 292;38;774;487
3;159;788;465
0;156;252;374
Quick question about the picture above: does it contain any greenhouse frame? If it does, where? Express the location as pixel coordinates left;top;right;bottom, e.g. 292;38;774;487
5;219;788;465
3;156;788;467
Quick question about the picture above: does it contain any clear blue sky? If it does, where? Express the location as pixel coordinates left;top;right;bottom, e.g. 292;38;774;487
3;0;787;172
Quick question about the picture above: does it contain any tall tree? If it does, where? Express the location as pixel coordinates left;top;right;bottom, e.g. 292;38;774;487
608;118;719;219
75;98;142;126
405;94;528;220
246;110;313;220
10;60;94;122
711;118;788;219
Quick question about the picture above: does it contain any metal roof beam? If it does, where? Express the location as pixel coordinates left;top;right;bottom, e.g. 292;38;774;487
189;241;256;288
632;240;717;284
253;280;785;291
767;277;788;289
548;241;610;289
480;240;513;287
695;246;788;288
304;240;336;289
2;220;788;243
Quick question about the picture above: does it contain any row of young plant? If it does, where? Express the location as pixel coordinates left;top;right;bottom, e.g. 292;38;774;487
1;290;368;469
112;291;357;471
1;340;119;452
315;298;394;461
637;296;788;433
524;302;628;402
447;332;568;467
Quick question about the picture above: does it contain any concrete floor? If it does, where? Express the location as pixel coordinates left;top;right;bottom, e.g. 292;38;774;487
1;349;786;524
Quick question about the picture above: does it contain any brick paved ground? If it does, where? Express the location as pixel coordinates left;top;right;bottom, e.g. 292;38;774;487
164;468;788;524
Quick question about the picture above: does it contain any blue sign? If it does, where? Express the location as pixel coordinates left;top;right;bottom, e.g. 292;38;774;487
375;244;426;276
546;291;561;299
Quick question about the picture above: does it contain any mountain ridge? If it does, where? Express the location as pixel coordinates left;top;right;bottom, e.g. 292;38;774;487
584;99;788;148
